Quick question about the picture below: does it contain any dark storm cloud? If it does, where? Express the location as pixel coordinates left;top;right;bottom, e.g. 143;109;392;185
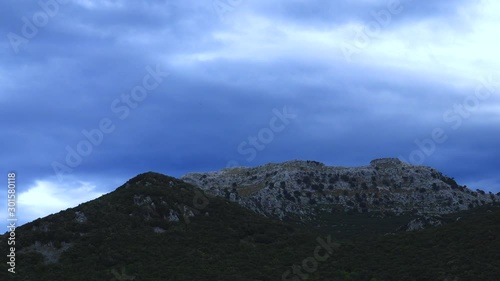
1;0;499;224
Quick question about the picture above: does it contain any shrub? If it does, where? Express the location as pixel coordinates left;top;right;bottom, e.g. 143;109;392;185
303;176;311;184
329;176;339;184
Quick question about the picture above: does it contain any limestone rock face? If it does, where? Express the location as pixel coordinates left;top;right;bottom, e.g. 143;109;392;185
398;215;444;231
181;159;497;222
74;211;87;223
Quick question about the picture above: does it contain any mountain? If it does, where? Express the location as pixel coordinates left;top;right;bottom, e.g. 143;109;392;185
181;158;498;231
1;166;499;280
0;172;325;281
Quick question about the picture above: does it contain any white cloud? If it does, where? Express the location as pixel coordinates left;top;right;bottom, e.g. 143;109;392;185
167;0;499;89
14;178;106;224
343;1;500;78
74;0;125;10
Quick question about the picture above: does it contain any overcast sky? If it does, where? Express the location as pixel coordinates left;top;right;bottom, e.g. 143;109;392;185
2;0;499;225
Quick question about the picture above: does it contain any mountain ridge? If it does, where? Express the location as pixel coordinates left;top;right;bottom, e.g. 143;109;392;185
181;158;498;226
2;169;500;280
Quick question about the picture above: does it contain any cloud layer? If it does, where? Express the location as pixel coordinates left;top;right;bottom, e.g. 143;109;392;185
1;0;500;224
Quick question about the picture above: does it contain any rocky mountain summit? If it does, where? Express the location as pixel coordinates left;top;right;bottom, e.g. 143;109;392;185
181;158;498;222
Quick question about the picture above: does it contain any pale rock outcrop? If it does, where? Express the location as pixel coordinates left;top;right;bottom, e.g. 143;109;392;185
181;159;497;223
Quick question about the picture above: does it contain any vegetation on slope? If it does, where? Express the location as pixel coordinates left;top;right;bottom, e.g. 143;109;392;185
1;172;498;281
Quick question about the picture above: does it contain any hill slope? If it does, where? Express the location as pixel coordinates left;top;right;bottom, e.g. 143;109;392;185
0;172;322;281
1;171;499;281
328;203;500;281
